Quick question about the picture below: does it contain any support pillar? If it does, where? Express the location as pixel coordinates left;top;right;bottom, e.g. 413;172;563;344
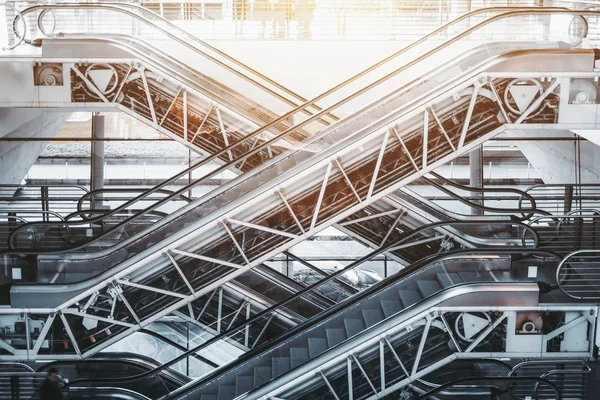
469;145;484;215
90;113;105;208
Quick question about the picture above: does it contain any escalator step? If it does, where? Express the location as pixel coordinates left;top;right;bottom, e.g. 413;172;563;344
437;272;463;287
272;356;291;377
458;271;483;282
290;347;310;368
308;337;328;358
344;318;366;338
362;308;385;327
380;299;402;318
398;289;422;308
235;375;254;397
200;396;218;400
417;280;442;298
254;366;272;387
217;384;236;400
326;328;347;347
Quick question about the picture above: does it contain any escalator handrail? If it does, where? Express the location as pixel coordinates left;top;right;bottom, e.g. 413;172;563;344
77;188;194;214
519;182;600;210
15;3;324;118
0;209;66;221
281;250;358;295
39;353;191;387
69;386;151;400
0;362;35;372
426;172;552;220
60;233;553;389
414;376;562;400
2;2;26;51
527;212;600;229
0;183;89;193
6;8;589;255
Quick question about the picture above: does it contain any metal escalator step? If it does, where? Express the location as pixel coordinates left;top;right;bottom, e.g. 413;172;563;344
200;395;218;400
308;337;328;358
254;366;272;387
290;347;310;368
362;308;385;327
326;328;347;347
380;299;402;318
417;280;442;298
437;272;463;287
344;318;366;338
398;289;423;308
458;271;482;282
235;375;254;397
272;356;291;377
217;384;236;400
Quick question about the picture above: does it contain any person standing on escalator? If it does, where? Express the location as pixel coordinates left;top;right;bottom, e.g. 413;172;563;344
40;368;63;400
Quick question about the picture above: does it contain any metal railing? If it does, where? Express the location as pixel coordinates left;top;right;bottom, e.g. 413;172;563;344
520;183;600;215
528;211;600;252
0;184;89;217
556;249;600;299
3;0;596;41
0;371;70;400
508;359;591;400
415;376;564;400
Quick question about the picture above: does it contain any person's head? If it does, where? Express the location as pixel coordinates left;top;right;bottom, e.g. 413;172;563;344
47;367;58;382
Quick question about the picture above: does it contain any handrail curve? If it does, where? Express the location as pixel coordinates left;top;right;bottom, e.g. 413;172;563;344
556;249;600;300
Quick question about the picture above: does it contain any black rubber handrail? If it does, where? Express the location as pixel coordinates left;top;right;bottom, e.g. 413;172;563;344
415;376;562;400
77;189;193;213
425;172;552;220
519;182;600;211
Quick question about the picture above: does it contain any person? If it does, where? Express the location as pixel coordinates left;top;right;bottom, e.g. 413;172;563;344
40;368;62;400
296;0;316;39
233;0;248;37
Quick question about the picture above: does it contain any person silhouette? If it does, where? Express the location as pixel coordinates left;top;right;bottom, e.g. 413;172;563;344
40;368;62;400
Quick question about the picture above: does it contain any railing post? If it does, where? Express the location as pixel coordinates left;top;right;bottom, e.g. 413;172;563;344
564;185;574;214
10;375;19;400
91;113;106;209
469;144;484;215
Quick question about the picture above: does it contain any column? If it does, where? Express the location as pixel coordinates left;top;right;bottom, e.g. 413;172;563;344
90;113;105;209
469;145;483;215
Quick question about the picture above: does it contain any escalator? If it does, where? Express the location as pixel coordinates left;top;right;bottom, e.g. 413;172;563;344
164;249;545;399
169;251;594;400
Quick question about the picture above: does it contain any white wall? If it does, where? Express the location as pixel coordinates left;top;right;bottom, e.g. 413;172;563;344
0;110;68;184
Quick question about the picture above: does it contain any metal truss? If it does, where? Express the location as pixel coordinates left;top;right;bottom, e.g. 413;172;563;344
3;66;600;360
254;299;598;400
1;50;299;170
